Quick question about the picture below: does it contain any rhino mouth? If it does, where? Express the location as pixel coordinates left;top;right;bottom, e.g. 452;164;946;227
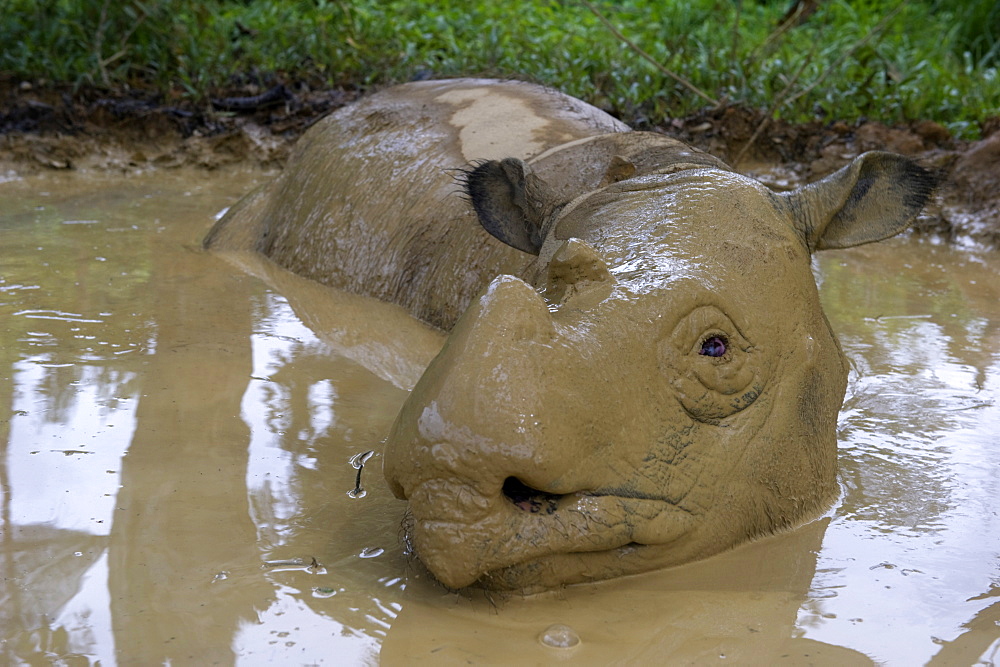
501;476;562;514
405;477;698;591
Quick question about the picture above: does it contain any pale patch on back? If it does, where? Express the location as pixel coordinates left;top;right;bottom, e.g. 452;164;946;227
436;88;564;161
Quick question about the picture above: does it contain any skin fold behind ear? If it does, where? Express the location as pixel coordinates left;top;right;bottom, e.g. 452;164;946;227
782;151;938;252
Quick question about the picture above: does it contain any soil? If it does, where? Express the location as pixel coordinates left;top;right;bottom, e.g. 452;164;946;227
2;74;998;247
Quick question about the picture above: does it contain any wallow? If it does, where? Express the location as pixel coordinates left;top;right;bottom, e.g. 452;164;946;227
204;79;936;591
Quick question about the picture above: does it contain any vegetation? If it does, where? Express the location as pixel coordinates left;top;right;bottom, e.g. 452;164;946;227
1;0;998;138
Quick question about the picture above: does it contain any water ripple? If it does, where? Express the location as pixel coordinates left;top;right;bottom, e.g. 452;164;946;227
14;309;105;323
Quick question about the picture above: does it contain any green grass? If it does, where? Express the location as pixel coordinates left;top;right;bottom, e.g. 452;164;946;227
2;0;998;138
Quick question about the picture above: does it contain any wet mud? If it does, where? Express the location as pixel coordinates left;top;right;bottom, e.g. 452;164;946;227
2;76;999;247
1;169;999;664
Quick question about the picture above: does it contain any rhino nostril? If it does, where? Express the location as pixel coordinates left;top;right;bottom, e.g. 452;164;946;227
501;476;563;515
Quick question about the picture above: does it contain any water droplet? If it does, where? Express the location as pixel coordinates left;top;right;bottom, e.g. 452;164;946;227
539;624;580;649
212;571;229;582
312;587;338;598
359;547;384;559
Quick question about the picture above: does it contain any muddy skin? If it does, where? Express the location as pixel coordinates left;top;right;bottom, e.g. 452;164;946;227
200;79;941;591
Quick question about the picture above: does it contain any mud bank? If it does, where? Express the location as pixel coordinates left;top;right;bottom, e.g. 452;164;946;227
2;76;998;246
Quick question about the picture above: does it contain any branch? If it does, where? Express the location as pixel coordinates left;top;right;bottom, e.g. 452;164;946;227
782;1;909;109
580;0;719;107
734;0;909;165
733;37;819;165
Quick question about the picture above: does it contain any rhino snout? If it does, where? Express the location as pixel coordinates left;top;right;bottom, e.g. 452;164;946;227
384;273;561;499
384;274;637;586
381;272;709;590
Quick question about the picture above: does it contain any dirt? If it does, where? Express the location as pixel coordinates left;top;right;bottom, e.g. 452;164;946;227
2;73;998;247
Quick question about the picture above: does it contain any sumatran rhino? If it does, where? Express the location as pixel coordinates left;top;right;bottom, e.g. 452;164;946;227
204;79;935;591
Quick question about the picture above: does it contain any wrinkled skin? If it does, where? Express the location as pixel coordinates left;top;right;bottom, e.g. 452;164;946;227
205;79;936;591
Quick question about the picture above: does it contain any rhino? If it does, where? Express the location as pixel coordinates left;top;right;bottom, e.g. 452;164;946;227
204;78;935;591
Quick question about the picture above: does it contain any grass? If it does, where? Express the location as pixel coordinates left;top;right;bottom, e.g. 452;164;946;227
1;0;998;138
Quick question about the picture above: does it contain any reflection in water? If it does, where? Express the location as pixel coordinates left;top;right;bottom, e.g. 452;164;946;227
0;171;998;664
802;242;1000;665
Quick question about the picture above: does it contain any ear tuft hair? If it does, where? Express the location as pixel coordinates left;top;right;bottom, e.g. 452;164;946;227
462;158;549;255
785;151;940;252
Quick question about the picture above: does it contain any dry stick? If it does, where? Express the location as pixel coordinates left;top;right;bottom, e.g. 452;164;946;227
754;2;826;63
94;0;112;86
750;11;800;63
734;0;909;166
580;0;719;107
117;4;151;55
94;1;149;82
731;0;744;91
733;38;820;166
783;1;908;109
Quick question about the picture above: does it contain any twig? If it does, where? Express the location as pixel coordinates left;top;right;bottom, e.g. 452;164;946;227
729;0;743;82
99;49;130;72
733;37;820;165
117;2;152;54
783;1;909;109
94;0;112;86
335;0;357;39
580;0;719;107
750;14;799;62
734;0;908;165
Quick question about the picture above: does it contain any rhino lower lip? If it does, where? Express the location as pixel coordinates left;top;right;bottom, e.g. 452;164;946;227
409;485;695;589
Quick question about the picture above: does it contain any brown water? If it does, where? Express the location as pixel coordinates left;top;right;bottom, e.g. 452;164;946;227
1;169;998;666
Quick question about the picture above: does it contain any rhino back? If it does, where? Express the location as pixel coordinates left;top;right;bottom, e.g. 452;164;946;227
205;78;627;330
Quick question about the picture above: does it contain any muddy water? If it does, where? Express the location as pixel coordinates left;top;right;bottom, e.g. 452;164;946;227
1;169;998;666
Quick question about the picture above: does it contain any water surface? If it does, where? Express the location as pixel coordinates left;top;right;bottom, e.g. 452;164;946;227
1;170;997;665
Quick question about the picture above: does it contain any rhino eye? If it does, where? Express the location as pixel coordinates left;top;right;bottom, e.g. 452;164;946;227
699;336;727;357
663;306;762;422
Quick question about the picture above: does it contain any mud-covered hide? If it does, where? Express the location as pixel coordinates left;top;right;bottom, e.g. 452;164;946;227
205;79;936;592
207;78;647;329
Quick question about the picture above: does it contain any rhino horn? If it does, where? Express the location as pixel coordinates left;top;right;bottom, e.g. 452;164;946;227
600;154;637;186
545;238;614;304
784;151;938;252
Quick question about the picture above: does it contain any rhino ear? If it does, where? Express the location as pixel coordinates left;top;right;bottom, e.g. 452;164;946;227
464;158;557;255
784;151;937;252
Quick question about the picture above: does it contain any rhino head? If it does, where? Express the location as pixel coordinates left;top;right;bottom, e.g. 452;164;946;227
383;150;935;591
